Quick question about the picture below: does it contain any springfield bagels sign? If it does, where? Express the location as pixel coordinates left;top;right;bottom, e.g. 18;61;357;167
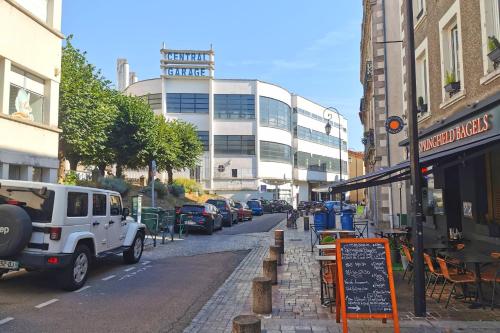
419;114;491;153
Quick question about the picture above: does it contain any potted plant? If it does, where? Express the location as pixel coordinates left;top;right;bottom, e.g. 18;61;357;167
417;96;427;113
444;71;460;97
487;36;500;69
320;235;335;244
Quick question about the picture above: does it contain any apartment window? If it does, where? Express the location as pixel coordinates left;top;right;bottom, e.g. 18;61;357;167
259;97;291;131
214;94;255;119
416;39;430;117
8;165;22;180
260;141;292;164
166;93;209;113
32;167;50;182
480;0;500;73
414;0;426;21
439;2;463;101
144;93;162;109
9;67;46;125
197;131;209;151
214;135;255;155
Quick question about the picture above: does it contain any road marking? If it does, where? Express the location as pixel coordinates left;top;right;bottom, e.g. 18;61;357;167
124;267;135;272
35;299;59;309
0;317;14;325
141;261;151;265
75;285;91;293
101;275;116;281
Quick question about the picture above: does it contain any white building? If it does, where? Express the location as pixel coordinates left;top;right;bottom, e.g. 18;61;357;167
123;48;348;204
0;0;63;183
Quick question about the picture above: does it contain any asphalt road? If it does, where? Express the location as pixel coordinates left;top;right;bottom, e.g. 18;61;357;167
0;213;285;333
218;212;286;235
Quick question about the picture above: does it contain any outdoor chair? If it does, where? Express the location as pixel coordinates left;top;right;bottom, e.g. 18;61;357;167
321;262;337;313
402;245;414;284
436;258;476;308
424;253;443;298
481;253;500;310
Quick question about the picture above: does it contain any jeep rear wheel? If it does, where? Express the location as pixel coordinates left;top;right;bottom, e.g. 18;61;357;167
58;245;90;291
123;233;143;264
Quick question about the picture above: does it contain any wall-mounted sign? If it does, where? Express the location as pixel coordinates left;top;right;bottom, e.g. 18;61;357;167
161;48;214;79
385;116;405;134
419;114;491;153
463;201;472;218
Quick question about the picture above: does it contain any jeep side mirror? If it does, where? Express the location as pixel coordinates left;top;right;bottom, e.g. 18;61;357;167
122;207;130;220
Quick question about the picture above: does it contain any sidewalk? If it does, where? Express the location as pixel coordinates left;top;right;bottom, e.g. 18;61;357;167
183;216;500;333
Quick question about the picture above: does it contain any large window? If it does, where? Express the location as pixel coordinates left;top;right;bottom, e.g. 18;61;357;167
480;0;500;74
295;151;347;173
416;39;430;118
143;93;162;109
296;126;347;151
214;135;255;155
197;131;209;151
9;66;46;125
260;141;292;164
166;93;209;113
215;94;255;119
259;97;291;131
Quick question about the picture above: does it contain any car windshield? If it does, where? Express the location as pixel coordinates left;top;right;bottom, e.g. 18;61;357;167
0;186;55;223
206;200;226;208
234;202;242;208
181;205;204;213
247;201;260;208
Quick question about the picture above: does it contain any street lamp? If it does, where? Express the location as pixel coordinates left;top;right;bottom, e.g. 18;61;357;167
323;107;343;210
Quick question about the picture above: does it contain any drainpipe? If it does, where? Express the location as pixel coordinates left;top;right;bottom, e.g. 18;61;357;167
381;0;394;229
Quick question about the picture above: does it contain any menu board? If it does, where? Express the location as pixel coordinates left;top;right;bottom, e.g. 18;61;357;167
340;242;392;314
335;238;399;333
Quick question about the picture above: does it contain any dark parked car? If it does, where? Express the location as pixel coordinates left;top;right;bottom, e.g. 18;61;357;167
247;200;264;215
260;199;276;213
206;198;238;227
273;200;293;212
180;203;222;235
234;201;253;222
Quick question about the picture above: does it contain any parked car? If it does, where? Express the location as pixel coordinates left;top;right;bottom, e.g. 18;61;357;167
260;199;276;213
206;198;238;227
180;203;222;234
273;200;293;212
0;180;145;291
234;201;253;222
247;200;264;216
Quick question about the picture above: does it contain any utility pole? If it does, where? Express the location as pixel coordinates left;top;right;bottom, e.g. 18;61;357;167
405;0;426;316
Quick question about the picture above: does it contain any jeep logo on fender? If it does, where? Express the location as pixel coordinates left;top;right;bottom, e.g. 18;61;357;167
0;227;10;235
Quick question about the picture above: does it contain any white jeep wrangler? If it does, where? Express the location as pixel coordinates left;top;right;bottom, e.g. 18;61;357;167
0;180;145;291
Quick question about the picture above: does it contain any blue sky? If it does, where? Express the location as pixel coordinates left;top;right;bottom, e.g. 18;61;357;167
62;0;363;150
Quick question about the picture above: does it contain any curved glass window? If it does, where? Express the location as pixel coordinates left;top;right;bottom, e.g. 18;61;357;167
215;94;255;119
259;97;291;131
167;93;208;113
294;151;347;173
260;141;292;164
296;126;347;151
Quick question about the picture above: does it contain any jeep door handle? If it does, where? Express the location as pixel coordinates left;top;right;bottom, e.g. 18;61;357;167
109;221;115;225
92;222;100;226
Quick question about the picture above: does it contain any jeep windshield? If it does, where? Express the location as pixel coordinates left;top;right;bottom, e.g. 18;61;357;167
0;186;55;223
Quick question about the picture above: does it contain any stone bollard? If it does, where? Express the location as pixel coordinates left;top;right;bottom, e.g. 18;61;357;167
232;315;261;333
263;258;277;285
252;277;272;314
303;216;310;231
275;229;284;254
269;245;282;266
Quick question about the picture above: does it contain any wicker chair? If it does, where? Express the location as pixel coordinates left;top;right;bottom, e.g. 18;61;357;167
436;258;476;308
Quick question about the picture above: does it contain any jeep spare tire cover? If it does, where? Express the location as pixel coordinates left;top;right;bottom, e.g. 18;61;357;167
0;204;32;257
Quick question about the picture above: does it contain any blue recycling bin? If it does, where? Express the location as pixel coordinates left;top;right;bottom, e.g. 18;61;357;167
340;209;355;230
323;201;336;229
313;211;328;231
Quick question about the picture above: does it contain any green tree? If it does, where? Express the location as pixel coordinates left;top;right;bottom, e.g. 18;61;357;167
164;120;203;184
110;94;156;177
59;37;117;177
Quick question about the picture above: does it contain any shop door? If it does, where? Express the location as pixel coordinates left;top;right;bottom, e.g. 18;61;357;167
444;166;462;231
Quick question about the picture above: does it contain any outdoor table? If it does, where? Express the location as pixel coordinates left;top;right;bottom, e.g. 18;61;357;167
423;241;450;257
440;250;499;308
353;219;369;238
310;228;355;252
316;255;337;306
376;228;408;238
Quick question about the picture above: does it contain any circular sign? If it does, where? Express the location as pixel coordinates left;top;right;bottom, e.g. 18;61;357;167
217;165;225;172
385;116;405;134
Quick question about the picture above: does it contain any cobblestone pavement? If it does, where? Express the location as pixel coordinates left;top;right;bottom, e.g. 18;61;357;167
183;216;500;333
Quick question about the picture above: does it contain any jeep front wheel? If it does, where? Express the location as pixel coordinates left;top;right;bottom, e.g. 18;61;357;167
58;245;90;291
123;233;143;264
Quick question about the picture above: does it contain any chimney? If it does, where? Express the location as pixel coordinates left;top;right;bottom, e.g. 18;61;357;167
129;71;138;84
116;58;130;91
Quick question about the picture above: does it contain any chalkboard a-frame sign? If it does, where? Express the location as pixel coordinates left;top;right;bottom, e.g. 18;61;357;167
335;238;400;333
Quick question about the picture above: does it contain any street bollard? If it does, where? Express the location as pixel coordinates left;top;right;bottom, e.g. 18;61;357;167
300;210;304;217
232;315;261;333
269;245;282;266
303;216;310;231
275;229;284;254
263;258;277;285
252;277;272;314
